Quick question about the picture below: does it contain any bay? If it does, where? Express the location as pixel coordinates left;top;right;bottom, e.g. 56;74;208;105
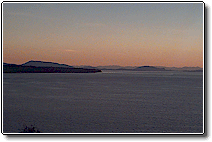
3;71;203;133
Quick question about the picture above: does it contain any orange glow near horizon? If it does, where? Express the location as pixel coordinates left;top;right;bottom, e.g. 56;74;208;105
3;3;203;68
3;41;203;68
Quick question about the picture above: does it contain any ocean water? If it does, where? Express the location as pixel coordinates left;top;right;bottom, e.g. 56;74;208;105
3;70;203;133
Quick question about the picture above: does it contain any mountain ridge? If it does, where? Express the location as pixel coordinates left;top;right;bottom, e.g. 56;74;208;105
3;61;101;73
22;60;74;68
133;66;166;71
3;60;203;72
76;65;202;71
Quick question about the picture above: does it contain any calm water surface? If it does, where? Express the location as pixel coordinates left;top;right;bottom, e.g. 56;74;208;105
3;70;203;133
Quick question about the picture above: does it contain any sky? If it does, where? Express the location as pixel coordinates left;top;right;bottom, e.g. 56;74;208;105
3;2;203;67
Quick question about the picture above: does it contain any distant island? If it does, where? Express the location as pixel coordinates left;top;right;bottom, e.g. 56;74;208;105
3;61;102;73
3;60;203;73
86;65;203;72
133;66;166;71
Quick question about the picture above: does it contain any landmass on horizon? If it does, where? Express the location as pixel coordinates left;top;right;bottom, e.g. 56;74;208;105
3;60;203;73
3;60;102;73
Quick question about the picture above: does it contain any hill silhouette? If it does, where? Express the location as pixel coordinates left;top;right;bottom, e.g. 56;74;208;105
3;61;101;73
22;60;74;68
133;66;166;71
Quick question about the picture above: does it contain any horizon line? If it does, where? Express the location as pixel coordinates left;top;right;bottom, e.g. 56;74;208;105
3;60;203;69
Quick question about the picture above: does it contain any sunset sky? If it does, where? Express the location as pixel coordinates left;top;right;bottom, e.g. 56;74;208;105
3;2;203;67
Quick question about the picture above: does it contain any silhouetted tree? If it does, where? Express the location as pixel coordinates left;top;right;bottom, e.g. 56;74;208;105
19;125;41;133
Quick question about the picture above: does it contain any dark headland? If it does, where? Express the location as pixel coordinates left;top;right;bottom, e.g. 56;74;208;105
3;61;102;73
